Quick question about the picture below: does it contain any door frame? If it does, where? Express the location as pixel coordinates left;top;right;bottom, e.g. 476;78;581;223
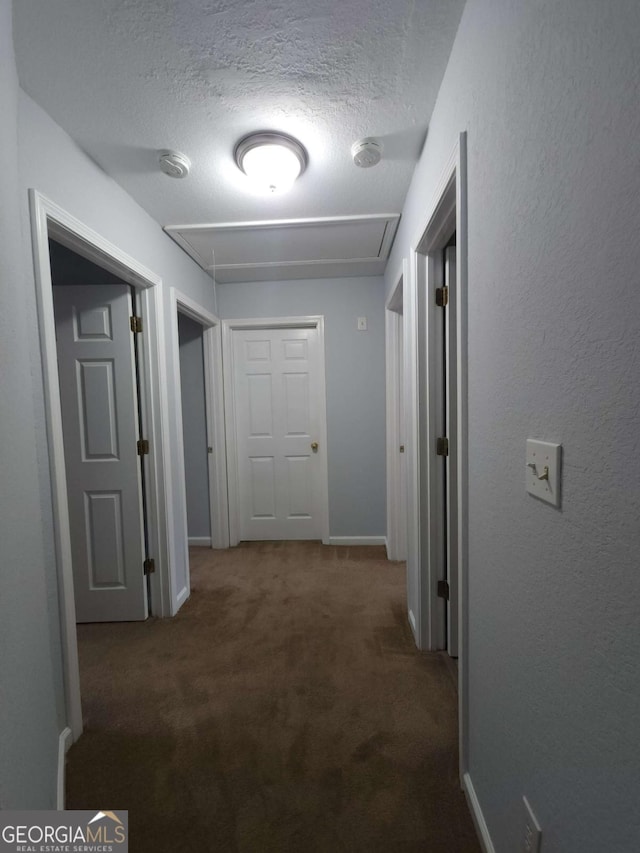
385;259;409;562
222;316;330;546
169;288;229;597
408;132;469;779
29;190;173;744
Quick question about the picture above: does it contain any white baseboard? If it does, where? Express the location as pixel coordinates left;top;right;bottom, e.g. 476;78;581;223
408;608;417;635
188;536;212;547
328;536;386;546
56;727;73;810
463;771;495;853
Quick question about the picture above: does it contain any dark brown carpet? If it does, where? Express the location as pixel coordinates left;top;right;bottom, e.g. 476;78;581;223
67;541;480;852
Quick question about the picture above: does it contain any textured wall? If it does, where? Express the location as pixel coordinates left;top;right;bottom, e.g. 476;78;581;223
18;91;217;628
0;0;60;807
10;87;216;804
386;1;640;850
178;313;211;540
217;277;386;539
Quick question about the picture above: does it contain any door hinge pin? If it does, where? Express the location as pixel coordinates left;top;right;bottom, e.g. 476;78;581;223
137;438;149;456
143;558;155;575
437;579;450;600
435;286;449;307
436;436;449;457
130;315;142;333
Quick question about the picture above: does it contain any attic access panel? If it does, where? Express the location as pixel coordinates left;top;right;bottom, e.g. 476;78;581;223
165;214;400;282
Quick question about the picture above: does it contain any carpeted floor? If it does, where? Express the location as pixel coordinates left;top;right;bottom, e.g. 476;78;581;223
67;542;480;852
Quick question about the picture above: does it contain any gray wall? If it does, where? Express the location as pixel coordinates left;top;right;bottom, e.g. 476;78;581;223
178;313;211;540
18;93;217;617
386;1;640;850
4;40;216;807
217;277;386;538
0;0;61;808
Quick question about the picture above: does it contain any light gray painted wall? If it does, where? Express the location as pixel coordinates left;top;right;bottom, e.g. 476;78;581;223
0;0;60;808
18;94;217;628
178;313;211;540
386;1;640;850
8;86;216;805
217;277;386;538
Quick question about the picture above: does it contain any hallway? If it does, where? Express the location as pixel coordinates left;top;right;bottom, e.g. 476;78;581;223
67;542;480;852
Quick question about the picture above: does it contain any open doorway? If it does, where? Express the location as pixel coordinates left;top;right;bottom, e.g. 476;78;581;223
177;313;212;548
50;240;151;623
385;264;408;563
405;133;469;784
168;288;229;605
29;191;172;768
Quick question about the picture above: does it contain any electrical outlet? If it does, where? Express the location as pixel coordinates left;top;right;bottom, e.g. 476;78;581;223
523;796;542;852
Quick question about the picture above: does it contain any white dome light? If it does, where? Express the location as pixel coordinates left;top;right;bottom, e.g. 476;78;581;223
235;132;308;193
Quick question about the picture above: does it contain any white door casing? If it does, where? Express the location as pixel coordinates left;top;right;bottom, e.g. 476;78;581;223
385;264;409;562
444;246;459;657
54;284;147;622
407;132;468;782
30;190;173;747
223;318;330;545
168;287;229;610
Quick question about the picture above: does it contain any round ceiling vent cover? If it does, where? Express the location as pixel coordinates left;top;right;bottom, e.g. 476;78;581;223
158;150;191;178
351;138;383;168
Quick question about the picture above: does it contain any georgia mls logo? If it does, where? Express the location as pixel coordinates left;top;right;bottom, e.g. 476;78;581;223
0;810;128;853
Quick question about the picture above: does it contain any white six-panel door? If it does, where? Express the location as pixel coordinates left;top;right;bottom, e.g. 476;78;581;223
54;284;148;622
231;326;324;540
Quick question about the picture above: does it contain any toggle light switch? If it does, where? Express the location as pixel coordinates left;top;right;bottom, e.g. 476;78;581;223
526;439;562;507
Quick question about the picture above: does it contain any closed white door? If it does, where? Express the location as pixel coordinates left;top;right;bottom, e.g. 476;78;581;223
54;284;148;622
232;326;325;540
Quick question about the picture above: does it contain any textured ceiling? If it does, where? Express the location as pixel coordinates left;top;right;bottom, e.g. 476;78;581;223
14;0;465;273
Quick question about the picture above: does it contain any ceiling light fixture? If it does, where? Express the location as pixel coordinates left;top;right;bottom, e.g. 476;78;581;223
234;132;308;193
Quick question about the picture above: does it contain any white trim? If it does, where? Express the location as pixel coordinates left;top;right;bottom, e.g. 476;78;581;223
56;727;73;810
165;214;400;276
170;289;230;609
328;536;386;547
404;249;422;646
29;190;172;744
222;316;330;546
385;261;409;562
408;609;417;634
406;132;469;780
188;536;212;547
463;773;496;853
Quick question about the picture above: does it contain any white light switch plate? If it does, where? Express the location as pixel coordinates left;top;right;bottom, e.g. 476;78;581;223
526;439;561;507
357;316;367;331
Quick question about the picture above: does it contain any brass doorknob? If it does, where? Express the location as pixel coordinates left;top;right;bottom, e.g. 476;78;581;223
311;441;319;452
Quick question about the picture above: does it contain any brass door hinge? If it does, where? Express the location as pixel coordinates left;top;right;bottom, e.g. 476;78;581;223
137;439;149;456
437;580;450;600
436;436;449;457
143;558;155;575
130;315;143;333
435;286;449;307
399;445;405;453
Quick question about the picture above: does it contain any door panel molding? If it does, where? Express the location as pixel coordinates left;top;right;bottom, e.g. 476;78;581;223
222;316;330;546
54;284;148;622
29;190;171;746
